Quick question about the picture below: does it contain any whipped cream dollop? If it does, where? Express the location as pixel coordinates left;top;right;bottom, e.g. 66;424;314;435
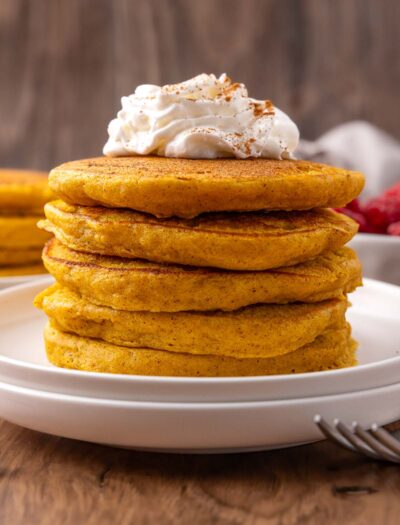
103;73;299;159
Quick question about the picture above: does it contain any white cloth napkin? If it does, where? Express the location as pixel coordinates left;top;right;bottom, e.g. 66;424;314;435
297;121;400;285
297;120;400;200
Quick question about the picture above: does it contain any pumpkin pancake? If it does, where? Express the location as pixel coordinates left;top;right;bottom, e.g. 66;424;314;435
0;247;43;266
42;239;361;311
44;323;356;377
0;169;52;213
0;262;46;276
49;157;365;219
0;215;51;248
35;284;347;359
40;201;358;271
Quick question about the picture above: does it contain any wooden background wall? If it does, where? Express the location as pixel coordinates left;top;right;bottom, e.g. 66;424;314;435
1;0;399;171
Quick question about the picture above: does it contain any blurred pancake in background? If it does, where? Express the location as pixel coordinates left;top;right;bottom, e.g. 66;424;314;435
0;247;44;266
0;215;51;247
0;262;46;277
0;169;52;277
0;169;53;213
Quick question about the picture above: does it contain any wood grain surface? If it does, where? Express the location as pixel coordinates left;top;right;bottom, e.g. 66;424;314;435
0;419;399;525
1;0;399;171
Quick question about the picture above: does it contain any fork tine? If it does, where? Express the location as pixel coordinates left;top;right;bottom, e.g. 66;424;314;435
353;423;400;464
314;415;359;453
371;424;400;456
334;420;381;460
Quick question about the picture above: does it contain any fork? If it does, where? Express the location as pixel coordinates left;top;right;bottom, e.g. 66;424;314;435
314;415;400;463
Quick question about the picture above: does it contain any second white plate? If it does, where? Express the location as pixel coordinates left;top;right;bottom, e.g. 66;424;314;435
0;379;399;452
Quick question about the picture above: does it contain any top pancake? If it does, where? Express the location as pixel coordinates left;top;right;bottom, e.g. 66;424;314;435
0;169;53;213
49;156;365;218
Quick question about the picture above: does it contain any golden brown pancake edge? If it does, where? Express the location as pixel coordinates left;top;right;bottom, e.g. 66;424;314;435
40;200;359;270
44;322;357;377
49;156;365;218
41;238;362;311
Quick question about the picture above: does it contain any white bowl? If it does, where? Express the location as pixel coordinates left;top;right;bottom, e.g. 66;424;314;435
350;233;400;285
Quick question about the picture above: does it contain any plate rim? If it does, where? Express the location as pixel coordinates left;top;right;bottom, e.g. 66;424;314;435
1;376;400;408
0;273;48;285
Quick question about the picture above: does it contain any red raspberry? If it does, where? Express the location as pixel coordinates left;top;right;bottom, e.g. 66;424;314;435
335;207;377;233
336;207;385;234
388;221;400;236
346;198;363;214
365;183;400;229
384;182;400;198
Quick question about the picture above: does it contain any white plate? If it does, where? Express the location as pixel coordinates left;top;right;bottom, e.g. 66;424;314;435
0;277;399;403
0;379;399;452
0;273;48;290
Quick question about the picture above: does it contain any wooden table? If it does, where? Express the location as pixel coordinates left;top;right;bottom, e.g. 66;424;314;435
1;419;399;524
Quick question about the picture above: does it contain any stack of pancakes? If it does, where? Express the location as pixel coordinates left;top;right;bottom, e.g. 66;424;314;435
0;169;52;276
35;157;364;377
